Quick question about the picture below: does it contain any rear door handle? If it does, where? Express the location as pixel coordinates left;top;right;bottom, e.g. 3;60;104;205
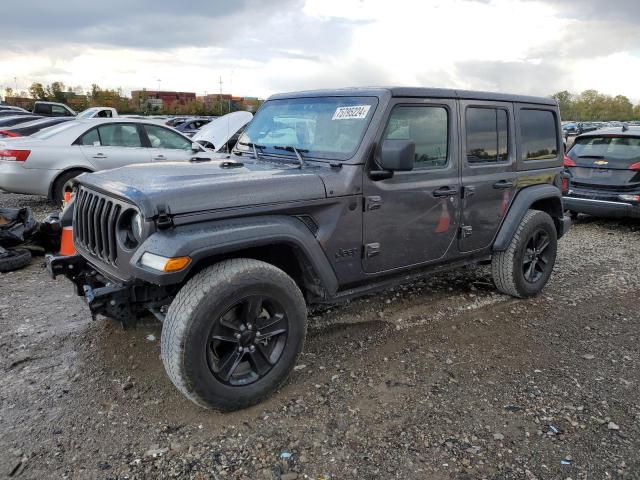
153;155;166;161
432;186;459;198
92;153;107;159
493;180;514;189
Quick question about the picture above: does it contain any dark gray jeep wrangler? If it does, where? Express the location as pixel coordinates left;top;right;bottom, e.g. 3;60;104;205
48;87;570;410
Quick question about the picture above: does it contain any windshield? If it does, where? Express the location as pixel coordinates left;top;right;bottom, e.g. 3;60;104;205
78;108;99;119
235;96;378;161
31;121;78;139
569;136;640;161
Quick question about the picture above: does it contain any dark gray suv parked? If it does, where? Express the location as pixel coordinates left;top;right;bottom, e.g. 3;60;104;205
48;87;570;410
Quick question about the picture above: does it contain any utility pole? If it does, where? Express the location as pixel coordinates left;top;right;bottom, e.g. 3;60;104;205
218;76;224;115
14;77;18;94
228;70;234;113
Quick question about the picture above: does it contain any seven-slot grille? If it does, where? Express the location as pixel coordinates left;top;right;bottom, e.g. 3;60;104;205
73;187;124;264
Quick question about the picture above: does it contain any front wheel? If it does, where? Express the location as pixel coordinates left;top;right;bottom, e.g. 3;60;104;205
492;209;558;298
161;258;307;410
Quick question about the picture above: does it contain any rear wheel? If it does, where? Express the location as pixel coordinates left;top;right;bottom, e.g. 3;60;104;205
161;258;307;410
492;209;557;298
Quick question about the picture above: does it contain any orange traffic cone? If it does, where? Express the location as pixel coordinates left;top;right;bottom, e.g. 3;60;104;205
59;191;75;256
59;226;75;256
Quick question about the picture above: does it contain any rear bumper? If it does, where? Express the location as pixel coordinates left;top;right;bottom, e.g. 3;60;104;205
0;162;57;196
563;196;640;218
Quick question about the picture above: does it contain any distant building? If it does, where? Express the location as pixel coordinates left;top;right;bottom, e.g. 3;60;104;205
131;90;196;107
4;96;33;110
200;93;263;112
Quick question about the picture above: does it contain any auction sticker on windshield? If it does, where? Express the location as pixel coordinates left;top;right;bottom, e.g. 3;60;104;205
332;105;371;120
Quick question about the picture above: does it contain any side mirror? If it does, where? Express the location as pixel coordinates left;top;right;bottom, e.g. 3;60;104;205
191;142;202;152
379;139;415;171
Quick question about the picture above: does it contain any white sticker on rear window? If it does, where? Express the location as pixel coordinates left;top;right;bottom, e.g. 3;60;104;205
332;105;371;120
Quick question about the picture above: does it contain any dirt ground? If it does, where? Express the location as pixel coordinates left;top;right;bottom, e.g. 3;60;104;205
1;191;639;480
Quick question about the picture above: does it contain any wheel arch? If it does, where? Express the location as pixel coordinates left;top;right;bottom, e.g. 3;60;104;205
48;167;94;200
492;184;565;252
130;215;340;301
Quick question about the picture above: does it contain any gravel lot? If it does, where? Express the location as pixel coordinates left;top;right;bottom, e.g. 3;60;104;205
1;191;639;480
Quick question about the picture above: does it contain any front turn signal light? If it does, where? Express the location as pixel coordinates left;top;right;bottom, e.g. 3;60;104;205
140;252;191;272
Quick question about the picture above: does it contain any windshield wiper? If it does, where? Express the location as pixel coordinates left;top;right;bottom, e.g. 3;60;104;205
237;141;266;160
273;145;307;168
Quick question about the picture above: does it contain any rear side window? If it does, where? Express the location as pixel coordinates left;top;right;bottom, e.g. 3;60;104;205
34;104;52;114
520;109;558;161
570;136;640;161
382;105;448;169
79;128;100;146
466;107;508;164
97;124;143;147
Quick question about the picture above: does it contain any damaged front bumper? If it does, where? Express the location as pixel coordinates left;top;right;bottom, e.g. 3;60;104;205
46;254;173;326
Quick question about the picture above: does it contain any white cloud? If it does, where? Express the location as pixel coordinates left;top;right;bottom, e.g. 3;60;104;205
1;0;639;102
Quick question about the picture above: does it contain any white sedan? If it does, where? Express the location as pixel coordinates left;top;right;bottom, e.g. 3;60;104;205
0;118;219;204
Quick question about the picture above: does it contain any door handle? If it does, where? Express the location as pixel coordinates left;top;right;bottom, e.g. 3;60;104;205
92;153;106;159
493;180;514;189
153;155;166;161
432;186;459;198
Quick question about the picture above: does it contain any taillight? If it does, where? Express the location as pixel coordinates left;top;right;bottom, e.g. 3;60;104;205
0;149;30;161
629;161;640;171
561;176;569;194
0;130;19;138
563;154;576;167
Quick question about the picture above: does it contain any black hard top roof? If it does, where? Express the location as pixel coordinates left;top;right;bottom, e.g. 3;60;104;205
268;87;557;106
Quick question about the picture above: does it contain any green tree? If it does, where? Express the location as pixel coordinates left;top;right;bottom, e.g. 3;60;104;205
28;82;47;99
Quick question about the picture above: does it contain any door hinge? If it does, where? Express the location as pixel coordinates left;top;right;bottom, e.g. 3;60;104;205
460;225;473;238
365;195;382;211
364;242;381;258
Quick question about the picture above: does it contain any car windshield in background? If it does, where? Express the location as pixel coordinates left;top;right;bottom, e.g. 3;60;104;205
235;96;378;161
77;108;99;119
570;136;640;161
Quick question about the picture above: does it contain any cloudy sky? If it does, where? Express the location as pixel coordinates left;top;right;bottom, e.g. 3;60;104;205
1;0;639;101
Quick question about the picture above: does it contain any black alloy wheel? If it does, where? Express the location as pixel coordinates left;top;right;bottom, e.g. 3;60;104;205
207;295;288;386
522;229;552;283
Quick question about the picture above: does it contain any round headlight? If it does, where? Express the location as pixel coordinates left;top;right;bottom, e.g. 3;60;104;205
131;212;143;241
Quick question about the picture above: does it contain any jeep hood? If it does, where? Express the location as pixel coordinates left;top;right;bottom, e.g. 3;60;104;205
75;158;327;218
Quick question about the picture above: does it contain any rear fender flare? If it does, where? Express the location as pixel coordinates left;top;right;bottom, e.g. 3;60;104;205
129;215;339;295
492;185;563;252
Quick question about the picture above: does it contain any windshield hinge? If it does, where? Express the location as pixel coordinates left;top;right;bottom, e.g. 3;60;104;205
156;205;173;230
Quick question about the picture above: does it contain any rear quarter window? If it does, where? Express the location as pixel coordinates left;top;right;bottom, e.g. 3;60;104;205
520;109;558;161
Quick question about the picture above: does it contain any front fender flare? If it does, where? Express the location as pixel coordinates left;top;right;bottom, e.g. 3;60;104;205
492;185;564;252
129;215;339;294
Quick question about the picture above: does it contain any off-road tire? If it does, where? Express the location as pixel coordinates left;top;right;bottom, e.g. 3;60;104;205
161;258;307;411
0;248;32;272
52;170;86;206
492;209;557;298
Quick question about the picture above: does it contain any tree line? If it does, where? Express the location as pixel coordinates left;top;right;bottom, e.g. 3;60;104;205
4;82;637;120
2;81;261;115
552;90;640;122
